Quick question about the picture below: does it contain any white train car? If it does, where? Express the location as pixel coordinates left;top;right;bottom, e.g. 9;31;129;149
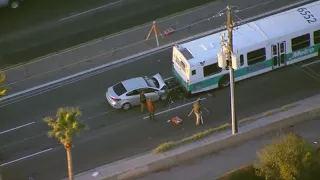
172;1;320;94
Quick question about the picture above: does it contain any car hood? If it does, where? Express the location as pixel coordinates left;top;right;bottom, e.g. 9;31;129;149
153;73;166;89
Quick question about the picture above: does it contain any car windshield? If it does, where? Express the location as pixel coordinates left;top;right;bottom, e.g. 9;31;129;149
144;77;160;88
113;83;127;96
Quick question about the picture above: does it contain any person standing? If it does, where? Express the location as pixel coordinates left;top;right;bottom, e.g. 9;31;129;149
147;98;156;120
188;99;202;125
140;91;147;113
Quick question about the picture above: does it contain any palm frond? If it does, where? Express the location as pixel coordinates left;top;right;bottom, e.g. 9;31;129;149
47;131;55;138
44;107;88;146
0;72;7;97
0;72;5;83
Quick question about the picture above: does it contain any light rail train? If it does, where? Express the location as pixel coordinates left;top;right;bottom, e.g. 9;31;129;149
172;1;320;94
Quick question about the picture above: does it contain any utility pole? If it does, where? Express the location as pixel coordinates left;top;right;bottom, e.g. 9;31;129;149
217;6;238;134
226;6;238;134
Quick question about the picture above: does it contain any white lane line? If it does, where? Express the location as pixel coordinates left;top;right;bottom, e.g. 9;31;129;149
59;0;122;21
82;109;118;122
0;122;35;135
0;148;52;167
0;45;169;104
0;110;117;149
1;1;308;103
143;98;206;119
301;60;320;68
164;76;173;81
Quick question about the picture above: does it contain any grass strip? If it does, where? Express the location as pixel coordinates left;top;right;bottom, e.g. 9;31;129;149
153;103;298;154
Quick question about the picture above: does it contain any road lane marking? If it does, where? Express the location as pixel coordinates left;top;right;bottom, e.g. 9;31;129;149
1;0;309;103
0;148;52;167
301;60;320;68
143;98;206;120
0;54;148;107
0;122;35;135
0;132;47;149
59;0;122;21
164;76;173;81
0;110;118;149
82;109;118;122
0;0;222;73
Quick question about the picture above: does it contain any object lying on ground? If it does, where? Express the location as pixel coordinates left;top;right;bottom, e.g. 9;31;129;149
171;116;183;125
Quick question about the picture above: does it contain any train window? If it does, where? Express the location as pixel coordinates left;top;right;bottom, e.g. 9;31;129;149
247;48;266;65
272;45;277;55
314;30;320;44
192;70;196;75
203;63;222;77
291;33;310;51
240;54;244;66
176;59;186;72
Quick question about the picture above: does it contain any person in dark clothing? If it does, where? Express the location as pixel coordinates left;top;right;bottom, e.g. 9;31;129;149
140;91;147;112
147;98;155;120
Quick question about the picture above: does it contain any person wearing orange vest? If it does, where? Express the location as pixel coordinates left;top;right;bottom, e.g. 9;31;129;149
147;98;155;120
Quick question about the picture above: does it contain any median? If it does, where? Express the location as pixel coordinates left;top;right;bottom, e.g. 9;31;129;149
153;103;298;154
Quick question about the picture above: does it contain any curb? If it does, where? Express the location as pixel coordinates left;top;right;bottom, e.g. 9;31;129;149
0;0;311;102
239;103;298;125
105;107;320;180
0;0;223;71
152;102;299;154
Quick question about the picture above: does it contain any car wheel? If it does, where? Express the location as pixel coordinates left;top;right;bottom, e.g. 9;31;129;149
160;94;168;101
219;75;230;88
10;1;20;8
122;103;131;111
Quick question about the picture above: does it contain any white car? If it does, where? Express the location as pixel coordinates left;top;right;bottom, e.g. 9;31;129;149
0;0;25;9
106;73;168;110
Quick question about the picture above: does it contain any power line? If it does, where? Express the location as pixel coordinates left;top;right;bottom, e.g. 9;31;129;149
1;0;292;87
232;10;320;84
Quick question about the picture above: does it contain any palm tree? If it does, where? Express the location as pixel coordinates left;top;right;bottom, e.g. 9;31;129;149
44;107;88;180
0;72;8;97
0;72;7;180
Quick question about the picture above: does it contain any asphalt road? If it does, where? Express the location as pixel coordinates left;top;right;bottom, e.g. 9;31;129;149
0;1;319;180
138;119;320;180
0;0;122;67
0;0;117;35
0;0;308;68
0;54;320;180
0;0;219;68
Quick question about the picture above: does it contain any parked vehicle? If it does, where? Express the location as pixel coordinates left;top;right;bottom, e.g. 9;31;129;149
172;1;320;94
0;0;25;9
106;73;168;110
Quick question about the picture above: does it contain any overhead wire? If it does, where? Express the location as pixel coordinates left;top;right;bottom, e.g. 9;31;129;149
1;0;319;151
232;9;320;83
1;0;291;87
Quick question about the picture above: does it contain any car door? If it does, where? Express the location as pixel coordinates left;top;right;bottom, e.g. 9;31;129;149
143;88;160;101
125;89;141;106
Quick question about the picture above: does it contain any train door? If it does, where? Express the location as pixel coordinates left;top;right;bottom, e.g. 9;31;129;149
271;41;286;69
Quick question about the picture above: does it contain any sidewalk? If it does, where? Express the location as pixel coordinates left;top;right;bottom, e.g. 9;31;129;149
139;118;320;180
1;0;309;97
64;93;320;180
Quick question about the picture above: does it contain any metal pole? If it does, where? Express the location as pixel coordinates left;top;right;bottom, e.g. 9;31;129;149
153;21;160;47
227;6;238;134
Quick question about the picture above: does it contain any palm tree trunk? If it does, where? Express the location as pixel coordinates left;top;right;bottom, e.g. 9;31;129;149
65;143;73;180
